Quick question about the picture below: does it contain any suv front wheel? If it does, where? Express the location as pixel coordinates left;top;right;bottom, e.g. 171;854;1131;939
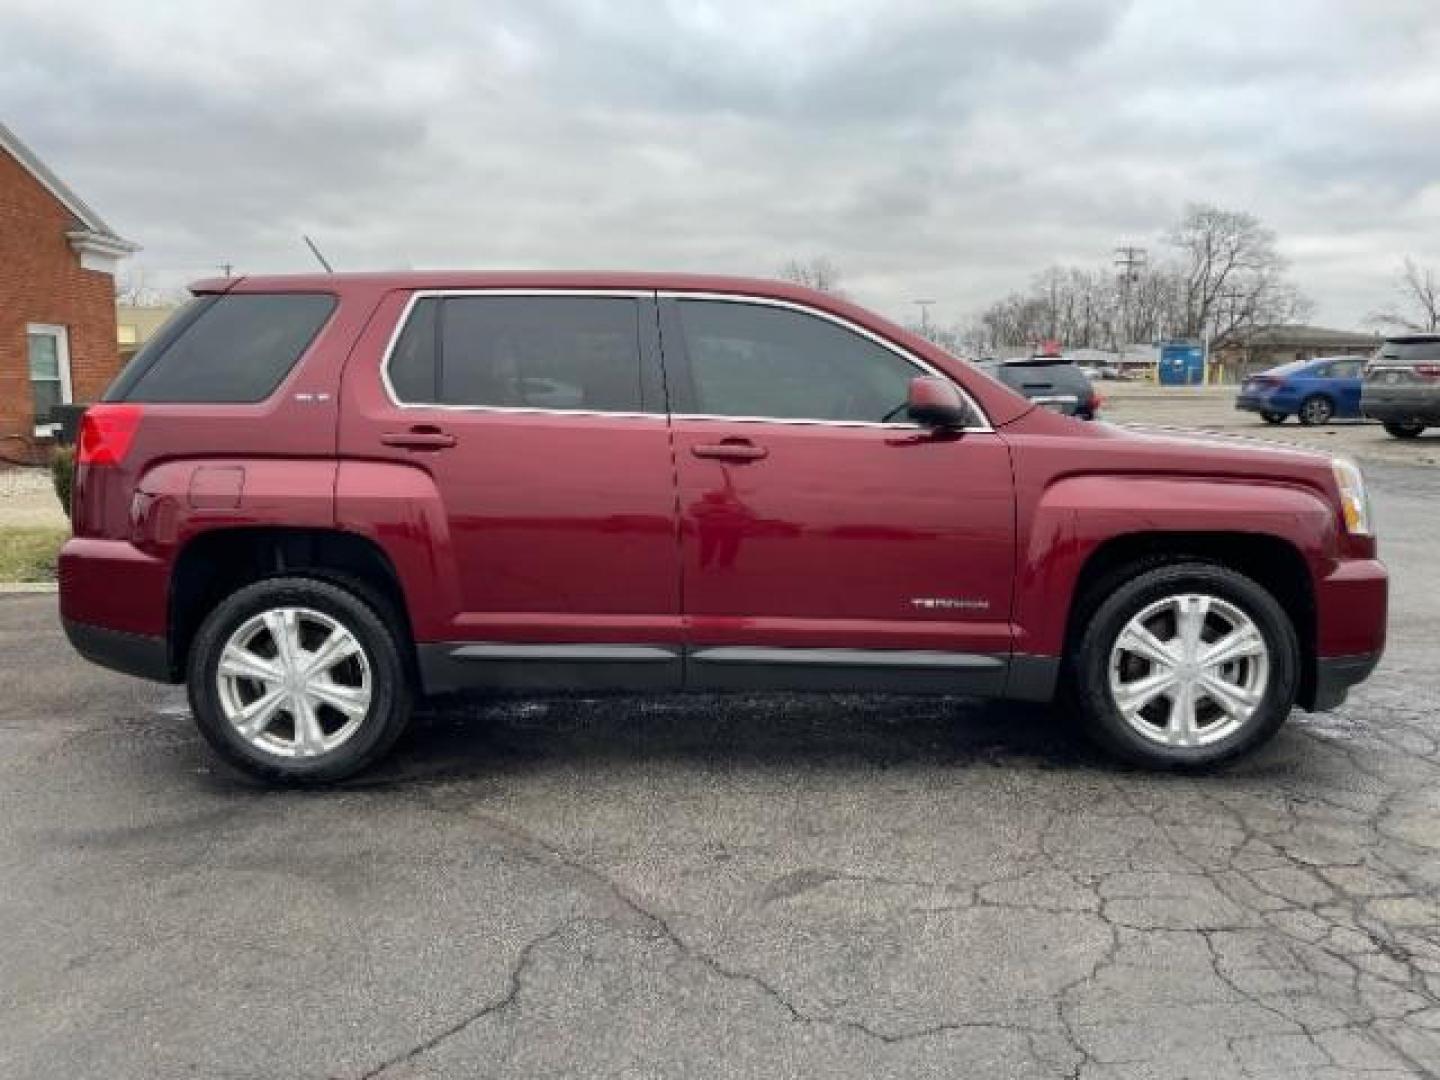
187;576;411;783
1071;562;1299;769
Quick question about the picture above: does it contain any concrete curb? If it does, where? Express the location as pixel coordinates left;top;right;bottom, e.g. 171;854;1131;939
0;582;58;594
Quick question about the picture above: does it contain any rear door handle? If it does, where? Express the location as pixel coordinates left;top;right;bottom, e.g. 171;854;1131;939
381;426;457;450
691;439;768;462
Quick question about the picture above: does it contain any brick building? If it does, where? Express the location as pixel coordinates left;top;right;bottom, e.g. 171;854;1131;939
1;121;137;463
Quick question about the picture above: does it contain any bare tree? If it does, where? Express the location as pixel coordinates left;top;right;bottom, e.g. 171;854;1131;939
1167;204;1309;342
778;256;844;295
1368;257;1440;333
115;268;188;307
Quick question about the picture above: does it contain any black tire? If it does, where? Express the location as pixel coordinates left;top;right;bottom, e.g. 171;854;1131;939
1382;422;1426;439
1070;561;1300;770
1297;395;1334;426
187;576;412;784
1260;411;1286;425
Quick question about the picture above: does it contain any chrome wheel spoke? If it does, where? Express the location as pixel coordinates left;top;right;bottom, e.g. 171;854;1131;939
233;685;286;739
1113;669;1178;716
292;695;327;757
1165;679;1201;746
1116;624;1181;669
263;609;303;670
302;625;362;679
219;644;282;685
1175;595;1211;659
307;678;370;720
1198;671;1262;719
1201;626;1265;669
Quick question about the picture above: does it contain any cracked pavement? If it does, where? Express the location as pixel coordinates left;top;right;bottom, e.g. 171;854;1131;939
2;462;1439;1079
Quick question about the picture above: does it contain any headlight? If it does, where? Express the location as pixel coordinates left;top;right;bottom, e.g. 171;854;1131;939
1332;458;1373;536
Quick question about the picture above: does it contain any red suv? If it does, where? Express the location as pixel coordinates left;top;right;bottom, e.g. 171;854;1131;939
60;273;1387;781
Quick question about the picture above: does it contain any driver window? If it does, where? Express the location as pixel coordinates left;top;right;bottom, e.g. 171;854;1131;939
675;300;920;423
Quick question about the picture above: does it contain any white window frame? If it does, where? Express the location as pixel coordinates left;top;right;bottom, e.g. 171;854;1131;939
26;323;73;436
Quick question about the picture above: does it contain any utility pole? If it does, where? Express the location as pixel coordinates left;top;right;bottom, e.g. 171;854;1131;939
1114;245;1147;355
218;262;234;277
913;299;936;339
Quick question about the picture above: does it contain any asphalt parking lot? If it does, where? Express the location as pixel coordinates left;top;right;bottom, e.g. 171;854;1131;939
2;461;1439;1079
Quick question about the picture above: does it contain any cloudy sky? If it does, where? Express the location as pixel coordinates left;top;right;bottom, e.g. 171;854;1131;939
3;0;1438;329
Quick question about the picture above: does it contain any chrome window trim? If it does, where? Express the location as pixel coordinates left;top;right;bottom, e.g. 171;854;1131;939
660;290;993;433
377;287;993;432
378;288;666;418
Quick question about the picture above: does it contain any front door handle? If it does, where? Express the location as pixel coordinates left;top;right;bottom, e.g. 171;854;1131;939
381;426;457;451
691;439;768;462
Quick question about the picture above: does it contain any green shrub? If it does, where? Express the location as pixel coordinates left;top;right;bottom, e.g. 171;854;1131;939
51;445;75;520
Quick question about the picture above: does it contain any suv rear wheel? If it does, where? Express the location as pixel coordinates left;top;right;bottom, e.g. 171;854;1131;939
187;576;411;783
1382;421;1426;439
1071;562;1299;769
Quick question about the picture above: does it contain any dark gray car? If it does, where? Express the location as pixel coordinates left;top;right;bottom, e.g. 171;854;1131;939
979;357;1100;419
1362;335;1440;438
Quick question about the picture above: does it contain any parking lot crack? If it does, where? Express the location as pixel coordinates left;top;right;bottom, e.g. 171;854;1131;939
350;918;577;1080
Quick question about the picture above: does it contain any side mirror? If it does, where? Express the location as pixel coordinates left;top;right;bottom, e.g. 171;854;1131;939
906;376;970;429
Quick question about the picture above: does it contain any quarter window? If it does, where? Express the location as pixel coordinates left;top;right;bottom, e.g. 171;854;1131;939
675;300;922;423
109;294;336;403
384;295;645;412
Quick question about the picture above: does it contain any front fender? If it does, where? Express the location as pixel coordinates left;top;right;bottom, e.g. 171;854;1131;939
1014;474;1337;657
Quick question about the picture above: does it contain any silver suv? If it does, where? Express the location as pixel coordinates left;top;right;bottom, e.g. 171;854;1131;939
1362;335;1440;438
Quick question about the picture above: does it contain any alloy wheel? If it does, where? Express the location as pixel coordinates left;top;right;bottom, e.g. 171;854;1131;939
1107;593;1270;748
215;606;372;758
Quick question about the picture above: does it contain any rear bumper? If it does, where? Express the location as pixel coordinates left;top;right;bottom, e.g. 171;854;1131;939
1309;652;1381;712
58;536;169;637
62;618;175;683
1235;391;1293;414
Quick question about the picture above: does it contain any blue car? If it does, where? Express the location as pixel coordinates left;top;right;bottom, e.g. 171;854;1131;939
1235;355;1367;425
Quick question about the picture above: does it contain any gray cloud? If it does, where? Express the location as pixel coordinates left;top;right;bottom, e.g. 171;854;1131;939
3;0;1437;328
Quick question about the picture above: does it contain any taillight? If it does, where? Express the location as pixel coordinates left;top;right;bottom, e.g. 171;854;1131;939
1251;375;1281;387
1415;364;1440;379
1088;391;1103;413
77;404;143;466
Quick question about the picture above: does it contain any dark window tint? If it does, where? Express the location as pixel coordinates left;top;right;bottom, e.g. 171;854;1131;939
108;294;335;403
429;296;642;411
676;300;919;422
991;362;1090;396
387;298;439;402
1380;339;1440;365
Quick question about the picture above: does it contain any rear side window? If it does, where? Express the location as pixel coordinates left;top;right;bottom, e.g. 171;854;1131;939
106;293;336;403
1380;339;1440;365
386;295;644;413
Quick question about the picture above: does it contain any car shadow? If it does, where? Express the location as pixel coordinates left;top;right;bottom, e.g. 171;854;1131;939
337;692;1109;788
